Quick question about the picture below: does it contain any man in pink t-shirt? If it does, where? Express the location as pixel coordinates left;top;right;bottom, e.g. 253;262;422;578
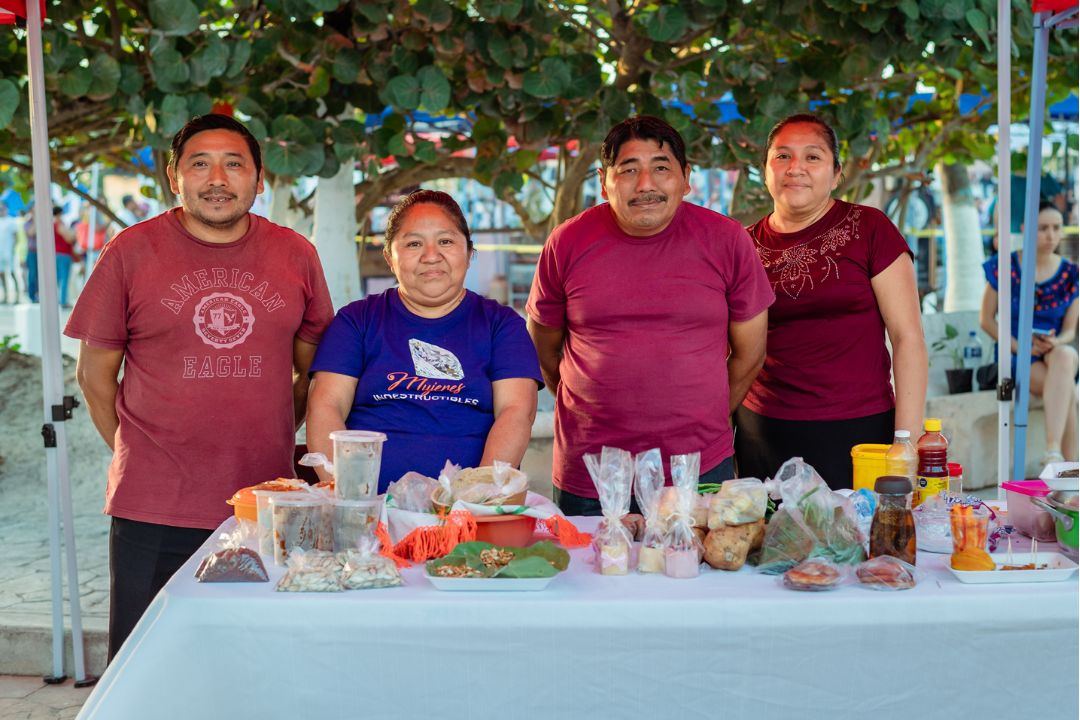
527;116;774;515
65;115;333;660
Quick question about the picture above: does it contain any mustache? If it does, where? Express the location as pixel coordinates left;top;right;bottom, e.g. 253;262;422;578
629;193;667;205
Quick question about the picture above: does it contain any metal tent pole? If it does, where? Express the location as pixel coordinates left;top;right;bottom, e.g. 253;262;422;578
996;0;1013;494
24;0;90;685
1011;11;1052;481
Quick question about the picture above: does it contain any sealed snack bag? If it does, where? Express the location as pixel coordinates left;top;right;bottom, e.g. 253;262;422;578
339;534;403;590
662;452;704;578
276;548;344;592
195;525;268;583
855;555;920;591
633;448;666;573
585;447;634;575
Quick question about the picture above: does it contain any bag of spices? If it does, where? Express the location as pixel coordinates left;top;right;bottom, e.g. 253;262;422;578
276;548;344;592
339;534;403;590
585;447;634;575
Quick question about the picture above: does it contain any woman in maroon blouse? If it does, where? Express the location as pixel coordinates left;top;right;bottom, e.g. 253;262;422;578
735;114;927;489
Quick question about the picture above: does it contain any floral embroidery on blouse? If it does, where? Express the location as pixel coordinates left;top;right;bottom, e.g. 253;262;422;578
756;205;862;300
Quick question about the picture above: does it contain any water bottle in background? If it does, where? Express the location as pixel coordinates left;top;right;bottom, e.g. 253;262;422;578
962;331;982;370
962;331;982;393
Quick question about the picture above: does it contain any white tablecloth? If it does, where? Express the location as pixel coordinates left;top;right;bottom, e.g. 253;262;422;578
78;517;1079;720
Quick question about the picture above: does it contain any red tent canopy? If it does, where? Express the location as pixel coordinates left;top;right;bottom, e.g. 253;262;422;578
0;0;45;23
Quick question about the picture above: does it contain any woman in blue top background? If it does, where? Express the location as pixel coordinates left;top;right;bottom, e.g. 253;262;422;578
980;203;1078;464
306;190;542;492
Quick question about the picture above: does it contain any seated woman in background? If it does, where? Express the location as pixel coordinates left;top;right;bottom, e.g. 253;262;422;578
306;190;543;492
734;113;927;489
980;202;1078;463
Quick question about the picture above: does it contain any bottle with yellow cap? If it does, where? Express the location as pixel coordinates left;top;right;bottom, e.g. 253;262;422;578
915;418;949;507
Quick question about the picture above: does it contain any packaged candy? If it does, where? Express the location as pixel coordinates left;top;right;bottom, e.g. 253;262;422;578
633;449;666;573
662;453;704;579
585;447;634;575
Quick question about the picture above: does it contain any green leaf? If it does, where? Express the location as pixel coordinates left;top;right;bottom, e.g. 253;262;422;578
189;39;230;87
264;139;325;177
487;33;514;69
307;66;330;98
523;57;570;99
0;79;19;130
898;0;920;20
384;75;420;110
160;94;190;137
245;116;268;142
148;0;200;36
644;5;689;43
226;41;251;78
495;556;557;578
965;8;991;49
187;93;213;117
332;50;361;84
414;0;453;27
414;139;438;163
86;52;121;100
59;66;93;98
315;149;340;178
270;114;316;144
306;0;341;10
386;130;409;157
150;47;190;93
118;64;144;95
417;65;451;112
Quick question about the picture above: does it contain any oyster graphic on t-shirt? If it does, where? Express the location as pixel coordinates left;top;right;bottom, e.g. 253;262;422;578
408;339;464;380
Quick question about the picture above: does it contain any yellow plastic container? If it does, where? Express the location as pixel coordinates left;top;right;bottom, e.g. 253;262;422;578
851;444;890;492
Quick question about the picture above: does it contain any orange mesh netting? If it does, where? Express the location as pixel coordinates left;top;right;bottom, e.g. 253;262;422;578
390;510;478;564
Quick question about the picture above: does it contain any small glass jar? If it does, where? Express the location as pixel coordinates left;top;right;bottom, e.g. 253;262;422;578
870;476;917;565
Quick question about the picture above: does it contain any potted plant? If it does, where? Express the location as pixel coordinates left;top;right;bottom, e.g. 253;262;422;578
930;323;973;394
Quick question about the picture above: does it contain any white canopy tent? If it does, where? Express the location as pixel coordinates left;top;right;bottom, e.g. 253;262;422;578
996;0;1079;488
0;0;91;685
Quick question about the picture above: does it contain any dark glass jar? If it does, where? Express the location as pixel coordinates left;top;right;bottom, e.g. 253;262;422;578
869;476;917;566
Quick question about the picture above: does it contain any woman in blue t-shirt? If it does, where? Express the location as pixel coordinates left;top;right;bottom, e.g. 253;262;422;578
980;203;1078;464
306;190;543;492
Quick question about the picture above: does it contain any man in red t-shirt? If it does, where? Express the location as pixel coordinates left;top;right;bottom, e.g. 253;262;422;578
65;115;333;660
526;116;774;515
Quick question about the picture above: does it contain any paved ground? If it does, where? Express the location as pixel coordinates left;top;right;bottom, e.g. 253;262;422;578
0;676;95;719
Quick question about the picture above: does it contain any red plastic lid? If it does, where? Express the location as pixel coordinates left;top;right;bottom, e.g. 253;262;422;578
947;462;963;476
1001;480;1052;497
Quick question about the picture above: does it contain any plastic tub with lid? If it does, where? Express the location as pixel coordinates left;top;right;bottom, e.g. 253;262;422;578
1000;480;1056;542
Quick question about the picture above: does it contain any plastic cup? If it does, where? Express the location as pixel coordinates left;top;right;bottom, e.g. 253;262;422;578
270;494;329;566
331;499;382;552
253;489;298;557
950;504;990;554
330;430;387;501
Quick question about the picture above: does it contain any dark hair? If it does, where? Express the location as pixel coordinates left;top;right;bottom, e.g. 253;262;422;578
1038;201;1063;216
169;114;262;177
384;189;472;252
600;115;688;172
764;113;842;172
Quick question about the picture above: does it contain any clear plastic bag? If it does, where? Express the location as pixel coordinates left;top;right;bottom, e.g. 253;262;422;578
585;447;634;575
339;534;403;590
712;478;768;526
633;448;666;573
437;459;528;506
662;453;704;579
194;525;268;583
855;555;920;591
275;548;344;592
387;471;438;513
756;458;866;574
782;558;846;592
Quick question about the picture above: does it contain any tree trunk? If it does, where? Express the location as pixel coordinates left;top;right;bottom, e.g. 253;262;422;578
937;162;984;312
312;163;361;311
267;175;292;227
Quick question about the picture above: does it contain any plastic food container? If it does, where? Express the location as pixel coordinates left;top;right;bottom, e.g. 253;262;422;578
1001;480;1056;542
851;444;889;492
226;479;308;523
473;514;536;547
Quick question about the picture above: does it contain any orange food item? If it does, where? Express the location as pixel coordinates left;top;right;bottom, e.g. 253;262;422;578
226;478;309;522
950;548;995;571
